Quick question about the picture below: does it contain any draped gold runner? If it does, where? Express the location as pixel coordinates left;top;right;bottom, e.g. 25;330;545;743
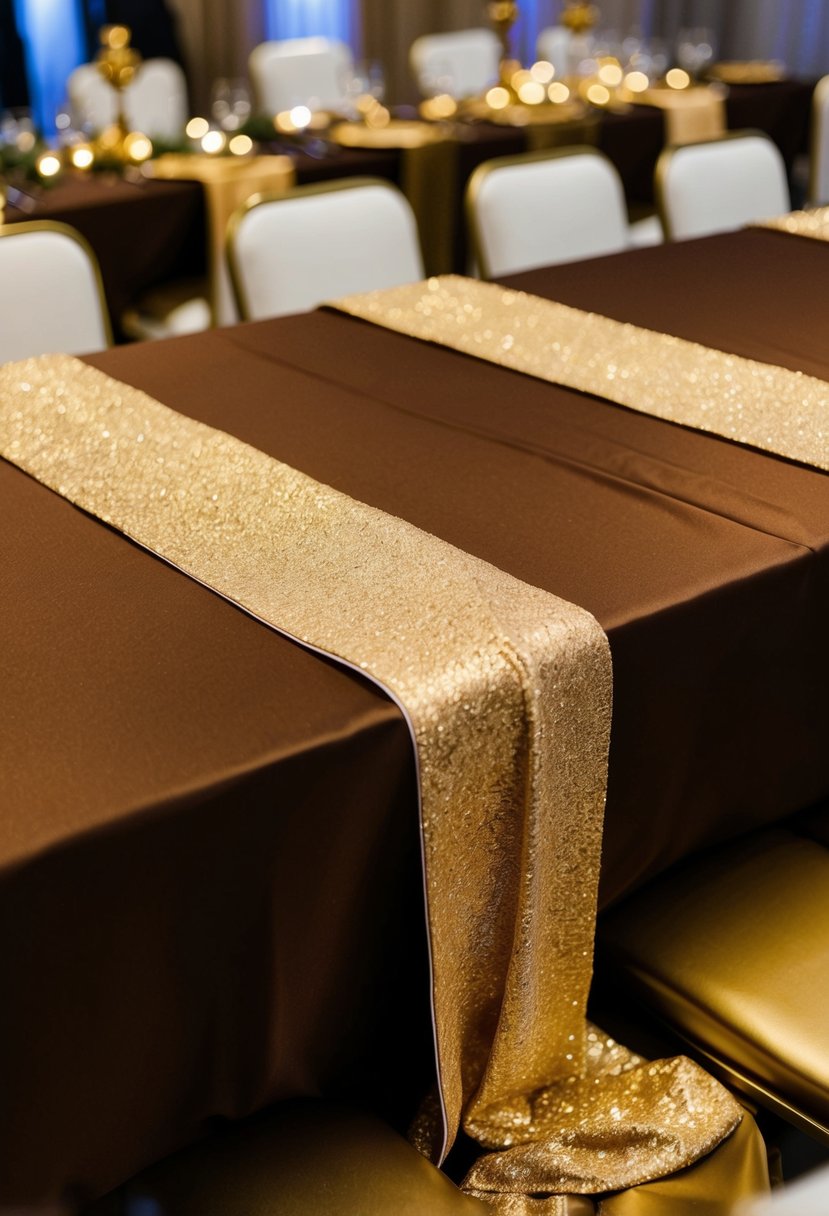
151;153;295;323
635;86;726;145
1;355;745;1212
333;276;829;473
756;205;829;243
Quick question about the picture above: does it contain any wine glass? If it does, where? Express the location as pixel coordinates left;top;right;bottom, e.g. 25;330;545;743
676;28;716;81
345;60;388;119
211;79;252;132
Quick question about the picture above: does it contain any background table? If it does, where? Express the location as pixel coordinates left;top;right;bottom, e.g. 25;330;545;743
2;226;827;1207
2;172;205;332
1;78;814;322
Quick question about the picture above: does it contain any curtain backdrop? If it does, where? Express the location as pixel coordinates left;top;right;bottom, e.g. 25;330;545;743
137;0;829;112
263;0;358;44
167;0;265;111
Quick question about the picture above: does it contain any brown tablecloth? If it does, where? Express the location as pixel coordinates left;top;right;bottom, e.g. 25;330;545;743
2;227;827;1205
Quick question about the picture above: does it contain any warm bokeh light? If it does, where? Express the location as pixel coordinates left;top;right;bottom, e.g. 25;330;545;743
125;132;153;163
666;68;691;90
624;71;650;93
229;134;254;156
36;152;61;177
186;116;210;140
201;129;227;154
598;61;623;88
485;86;510;111
530;60;555;84
586;83;611;106
70;145;94;169
510;69;532;90
289;105;312;129
421;93;457;121
548;82;570;103
16;129;36;153
517;81;546;105
103;24;130;50
364;101;391;128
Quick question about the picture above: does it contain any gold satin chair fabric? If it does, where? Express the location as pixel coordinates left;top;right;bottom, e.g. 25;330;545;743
82;1101;488;1216
599;813;829;1143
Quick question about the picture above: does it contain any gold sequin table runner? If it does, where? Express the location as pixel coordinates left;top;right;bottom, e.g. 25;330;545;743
756;205;829;243
151;153;295;324
333;275;828;474
634;86;726;145
0;354;745;1213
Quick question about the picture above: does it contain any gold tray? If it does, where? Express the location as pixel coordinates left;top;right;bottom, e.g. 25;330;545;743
329;120;443;150
708;60;787;85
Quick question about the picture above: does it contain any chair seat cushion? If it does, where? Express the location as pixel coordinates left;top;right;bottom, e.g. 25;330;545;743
83;1100;488;1215
598;813;829;1135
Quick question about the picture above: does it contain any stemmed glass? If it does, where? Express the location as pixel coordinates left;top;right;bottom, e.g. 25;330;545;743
344;60;387;119
211;79;252;132
676;28;717;81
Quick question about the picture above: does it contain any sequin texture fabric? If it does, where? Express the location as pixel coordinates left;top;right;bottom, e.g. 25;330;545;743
0;354;742;1209
334;275;828;472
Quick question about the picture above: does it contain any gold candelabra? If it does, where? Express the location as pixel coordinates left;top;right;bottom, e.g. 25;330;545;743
561;1;599;36
488;2;519;63
94;25;144;161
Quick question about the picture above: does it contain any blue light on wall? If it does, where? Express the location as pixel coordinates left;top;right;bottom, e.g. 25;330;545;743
264;0;359;47
13;0;86;136
511;0;546;63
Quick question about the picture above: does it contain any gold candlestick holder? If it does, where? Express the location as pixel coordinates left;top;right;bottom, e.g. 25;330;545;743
472;0;586;123
561;1;600;36
487;1;521;84
94;25;145;163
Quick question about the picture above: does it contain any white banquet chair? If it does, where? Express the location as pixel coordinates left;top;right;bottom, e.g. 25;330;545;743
409;29;501;100
655;130;791;241
249;37;353;115
808;74;829;205
535;26;573;80
466;147;660;279
67;58;188;140
227;178;424;321
738;1163;829;1215
0;221;112;364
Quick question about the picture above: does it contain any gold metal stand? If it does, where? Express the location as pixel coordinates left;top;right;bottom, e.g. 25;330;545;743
94;25;145;162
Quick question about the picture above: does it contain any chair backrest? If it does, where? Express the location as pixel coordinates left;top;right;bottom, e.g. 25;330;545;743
810;74;829;205
409;28;501;99
227;178;425;321
67;58;188;140
535;26;572;80
249;37;353;114
656;131;791;241
467;147;630;278
0;221;112;363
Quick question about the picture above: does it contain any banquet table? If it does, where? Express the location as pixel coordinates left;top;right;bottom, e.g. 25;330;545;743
1;78;813;318
2;225;828;1207
1;171;205;332
0;147;397;335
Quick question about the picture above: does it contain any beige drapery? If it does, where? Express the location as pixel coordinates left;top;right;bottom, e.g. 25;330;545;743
165;0;534;110
167;0;265;112
163;0;821;115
